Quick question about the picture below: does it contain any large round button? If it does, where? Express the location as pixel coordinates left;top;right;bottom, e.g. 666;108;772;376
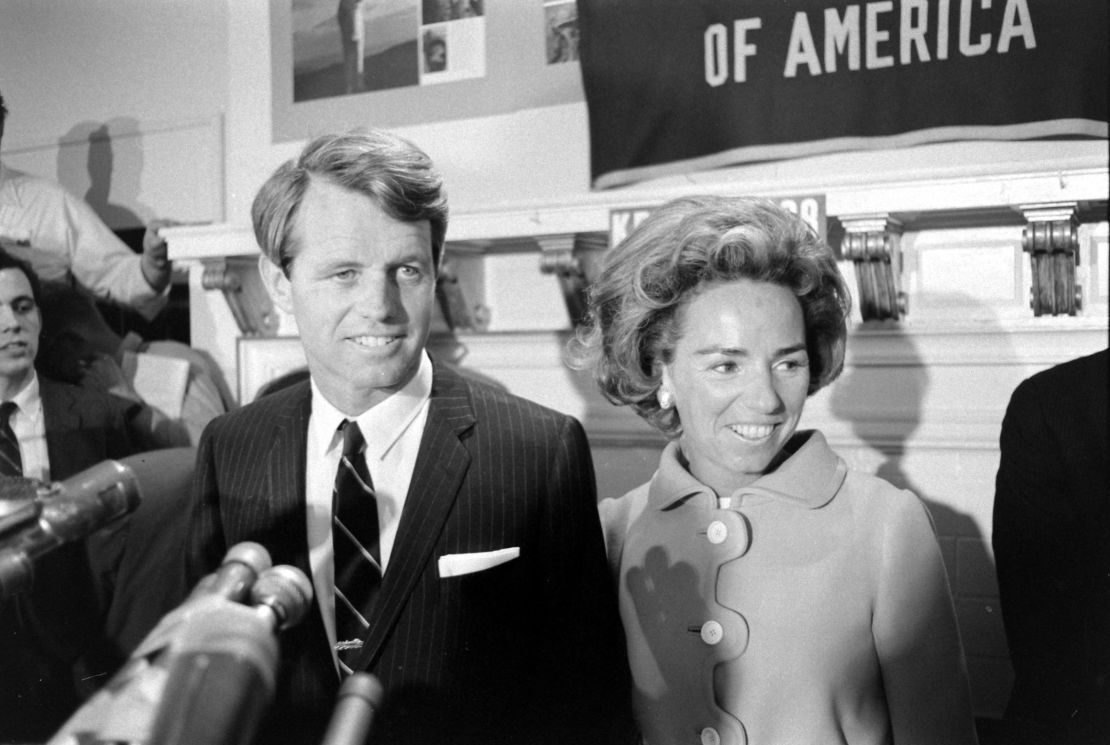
700;620;724;645
706;520;728;544
700;726;721;745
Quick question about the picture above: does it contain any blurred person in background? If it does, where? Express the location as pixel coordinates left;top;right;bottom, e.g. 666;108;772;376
994;348;1109;745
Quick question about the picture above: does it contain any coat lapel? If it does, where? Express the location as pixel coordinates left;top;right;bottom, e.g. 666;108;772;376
40;381;84;481
353;362;475;670
263;382;314;574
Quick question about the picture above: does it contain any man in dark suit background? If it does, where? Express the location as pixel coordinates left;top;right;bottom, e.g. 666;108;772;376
184;129;634;745
0;250;145;742
993;348;1109;744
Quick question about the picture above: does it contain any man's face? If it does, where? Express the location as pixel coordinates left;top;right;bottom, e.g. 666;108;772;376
0;267;41;392
261;178;437;415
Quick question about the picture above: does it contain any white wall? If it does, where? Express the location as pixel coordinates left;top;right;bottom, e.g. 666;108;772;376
0;0;228;224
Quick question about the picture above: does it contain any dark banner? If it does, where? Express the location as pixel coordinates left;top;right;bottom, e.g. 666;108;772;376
578;0;1107;188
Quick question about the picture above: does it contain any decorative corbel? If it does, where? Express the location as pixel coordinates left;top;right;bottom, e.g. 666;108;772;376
435;253;487;332
537;232;608;326
839;214;906;322
1019;203;1081;317
200;256;280;336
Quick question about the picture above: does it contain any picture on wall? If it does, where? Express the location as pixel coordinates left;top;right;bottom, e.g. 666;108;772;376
271;0;585;141
291;0;484;102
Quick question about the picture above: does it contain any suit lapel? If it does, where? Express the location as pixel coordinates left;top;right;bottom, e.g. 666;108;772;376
40;381;84;481
264;382;313;573
354;363;475;670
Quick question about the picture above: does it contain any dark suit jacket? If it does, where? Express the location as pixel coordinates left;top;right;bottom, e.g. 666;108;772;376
0;379;141;743
186;361;635;745
993;348;1109;744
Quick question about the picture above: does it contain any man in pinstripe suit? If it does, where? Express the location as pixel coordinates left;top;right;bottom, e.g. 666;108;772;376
184;129;635;745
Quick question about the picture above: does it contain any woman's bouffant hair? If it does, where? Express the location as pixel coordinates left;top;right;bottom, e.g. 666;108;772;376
251;128;448;277
568;195;851;437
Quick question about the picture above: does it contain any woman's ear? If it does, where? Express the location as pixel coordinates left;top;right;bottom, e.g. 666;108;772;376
258;254;294;314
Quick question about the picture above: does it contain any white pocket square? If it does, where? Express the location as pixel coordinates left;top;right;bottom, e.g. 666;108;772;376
437;547;520;578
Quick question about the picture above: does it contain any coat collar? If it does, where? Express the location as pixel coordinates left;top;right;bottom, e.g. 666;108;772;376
649;430;846;512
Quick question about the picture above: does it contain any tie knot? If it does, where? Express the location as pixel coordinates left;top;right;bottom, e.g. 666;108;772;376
340;419;365;457
0;401;17;427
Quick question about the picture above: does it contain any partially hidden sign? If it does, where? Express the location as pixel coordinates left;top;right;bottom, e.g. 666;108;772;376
609;195;827;247
579;0;1107;188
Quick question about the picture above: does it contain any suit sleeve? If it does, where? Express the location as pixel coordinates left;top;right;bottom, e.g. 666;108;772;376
874;492;978;745
992;376;1085;724
183;417;230;590
531;415;637;744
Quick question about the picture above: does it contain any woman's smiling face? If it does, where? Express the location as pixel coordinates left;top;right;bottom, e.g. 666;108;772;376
660;278;810;496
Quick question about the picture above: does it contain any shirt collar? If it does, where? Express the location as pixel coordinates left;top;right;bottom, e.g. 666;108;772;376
649;430;846;512
9;371;42;414
309;351;433;460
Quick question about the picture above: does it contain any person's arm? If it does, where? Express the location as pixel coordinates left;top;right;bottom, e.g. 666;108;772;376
59;191;169;320
992;378;1081;725
531;415;638;745
873;492;979;745
183;419;230;590
139;218;175;293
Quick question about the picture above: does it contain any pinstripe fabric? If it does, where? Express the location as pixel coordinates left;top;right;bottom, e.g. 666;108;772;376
185;362;636;745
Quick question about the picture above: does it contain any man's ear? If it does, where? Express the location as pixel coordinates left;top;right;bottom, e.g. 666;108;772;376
258;255;294;314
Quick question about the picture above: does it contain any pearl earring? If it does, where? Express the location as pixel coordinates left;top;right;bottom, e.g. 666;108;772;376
658;389;674;410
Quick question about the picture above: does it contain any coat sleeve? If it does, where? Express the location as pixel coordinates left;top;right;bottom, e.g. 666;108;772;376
873;491;979;745
992;374;1091;728
183;417;230;590
529;414;638;745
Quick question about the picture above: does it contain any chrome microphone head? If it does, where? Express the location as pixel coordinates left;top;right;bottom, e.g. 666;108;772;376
250;564;314;630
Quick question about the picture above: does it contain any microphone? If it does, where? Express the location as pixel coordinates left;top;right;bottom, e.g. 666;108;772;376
0;459;140;600
249;563;313;630
45;544;292;745
319;673;385;745
146;563;314;745
188;540;273;604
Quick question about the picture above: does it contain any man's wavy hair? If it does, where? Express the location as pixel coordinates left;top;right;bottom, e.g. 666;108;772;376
251;128;448;277
568;195;851;438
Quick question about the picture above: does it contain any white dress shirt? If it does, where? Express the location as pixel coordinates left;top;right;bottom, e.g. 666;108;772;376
7;372;51;483
305;351;433;671
0;161;167;320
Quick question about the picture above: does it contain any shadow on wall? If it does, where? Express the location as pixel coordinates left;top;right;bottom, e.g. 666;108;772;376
55;119;190;344
57;119;150;231
829;294;1016;729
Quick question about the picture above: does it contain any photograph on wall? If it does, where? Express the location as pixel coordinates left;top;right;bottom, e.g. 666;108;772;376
292;0;485;102
422;0;483;23
544;1;579;65
272;0;586;141
420;16;486;85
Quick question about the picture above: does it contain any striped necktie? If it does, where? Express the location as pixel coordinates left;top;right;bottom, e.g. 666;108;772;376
332;419;381;674
0;401;22;477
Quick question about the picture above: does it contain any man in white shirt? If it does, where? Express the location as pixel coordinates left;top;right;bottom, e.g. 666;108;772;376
0;89;172;321
184;128;635;745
